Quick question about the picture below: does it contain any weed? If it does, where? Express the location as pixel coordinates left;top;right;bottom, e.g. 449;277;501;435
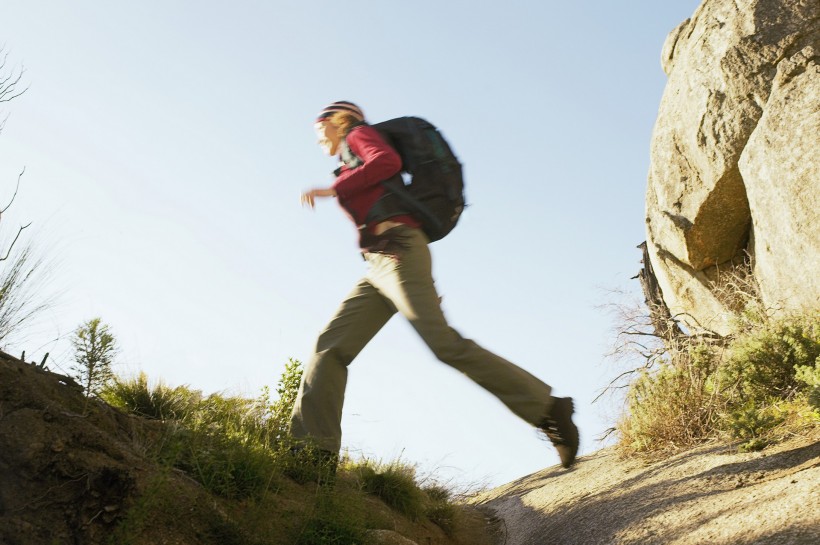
170;391;285;498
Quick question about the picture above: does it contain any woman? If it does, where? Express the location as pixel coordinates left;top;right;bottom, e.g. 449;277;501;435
291;101;579;474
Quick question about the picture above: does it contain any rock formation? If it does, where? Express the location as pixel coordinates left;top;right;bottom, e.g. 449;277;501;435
645;0;819;335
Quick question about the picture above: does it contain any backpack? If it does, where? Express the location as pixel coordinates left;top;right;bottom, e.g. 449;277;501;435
365;117;466;242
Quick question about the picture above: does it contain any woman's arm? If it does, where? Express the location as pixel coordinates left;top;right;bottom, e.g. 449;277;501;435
332;125;402;200
300;187;337;209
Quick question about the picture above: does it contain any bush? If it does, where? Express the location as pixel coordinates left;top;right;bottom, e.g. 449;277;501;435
617;342;721;453
614;312;819;454
254;358;303;445
718;315;820;443
725;400;783;451
795;362;820;412
102;359;473;544
173;392;281;497
720;316;820;402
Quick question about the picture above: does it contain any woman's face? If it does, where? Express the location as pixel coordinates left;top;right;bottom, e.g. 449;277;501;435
315;120;341;156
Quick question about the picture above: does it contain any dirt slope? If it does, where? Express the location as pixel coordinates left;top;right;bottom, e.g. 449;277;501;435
475;435;820;545
0;351;228;544
0;351;497;545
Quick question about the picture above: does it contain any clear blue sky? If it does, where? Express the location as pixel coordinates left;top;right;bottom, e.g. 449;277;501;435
1;1;701;488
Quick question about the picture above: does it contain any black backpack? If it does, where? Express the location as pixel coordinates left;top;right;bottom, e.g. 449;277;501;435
363;117;466;242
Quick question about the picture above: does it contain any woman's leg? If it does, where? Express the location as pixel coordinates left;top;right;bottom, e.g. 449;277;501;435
290;278;397;453
365;228;553;427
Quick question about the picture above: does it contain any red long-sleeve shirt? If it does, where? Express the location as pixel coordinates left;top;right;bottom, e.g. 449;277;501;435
332;125;420;234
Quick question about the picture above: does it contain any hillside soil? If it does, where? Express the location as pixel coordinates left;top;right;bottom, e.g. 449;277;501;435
0;352;494;545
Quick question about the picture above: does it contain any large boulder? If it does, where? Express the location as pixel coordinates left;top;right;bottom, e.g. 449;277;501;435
645;0;819;334
739;45;820;316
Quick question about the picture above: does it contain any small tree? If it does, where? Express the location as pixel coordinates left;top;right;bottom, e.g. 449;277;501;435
70;318;118;402
255;358;303;445
274;357;303;416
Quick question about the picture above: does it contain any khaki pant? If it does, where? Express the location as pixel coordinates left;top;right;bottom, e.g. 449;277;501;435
290;227;553;453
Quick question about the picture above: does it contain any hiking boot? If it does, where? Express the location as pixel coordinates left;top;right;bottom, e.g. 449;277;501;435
538;397;579;469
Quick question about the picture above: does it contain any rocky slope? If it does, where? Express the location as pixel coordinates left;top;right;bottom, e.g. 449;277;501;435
476;434;820;545
645;0;819;334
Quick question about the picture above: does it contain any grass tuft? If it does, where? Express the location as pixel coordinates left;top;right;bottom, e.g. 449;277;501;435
350;458;427;520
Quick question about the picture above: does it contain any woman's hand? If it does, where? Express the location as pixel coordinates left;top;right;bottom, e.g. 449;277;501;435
300;188;337;209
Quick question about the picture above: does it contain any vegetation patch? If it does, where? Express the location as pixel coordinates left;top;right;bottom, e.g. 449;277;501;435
95;358;475;543
611;295;819;455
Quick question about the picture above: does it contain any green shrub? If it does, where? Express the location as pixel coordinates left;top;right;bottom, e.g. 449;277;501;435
720;316;820;402
717;315;820;443
253;358;304;445
162;360;304;497
726;400;783;451
795;362;820;412
170;389;291;498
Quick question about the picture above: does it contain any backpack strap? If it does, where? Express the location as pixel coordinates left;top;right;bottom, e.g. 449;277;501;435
334;123;411;225
364;177;410;225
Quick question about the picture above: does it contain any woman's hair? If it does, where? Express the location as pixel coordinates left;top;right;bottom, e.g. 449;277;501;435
328;111;365;137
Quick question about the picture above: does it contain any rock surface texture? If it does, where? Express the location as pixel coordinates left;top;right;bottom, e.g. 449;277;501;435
646;0;819;334
476;436;820;545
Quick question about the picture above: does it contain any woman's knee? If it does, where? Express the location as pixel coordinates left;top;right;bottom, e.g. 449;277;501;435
310;344;356;369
